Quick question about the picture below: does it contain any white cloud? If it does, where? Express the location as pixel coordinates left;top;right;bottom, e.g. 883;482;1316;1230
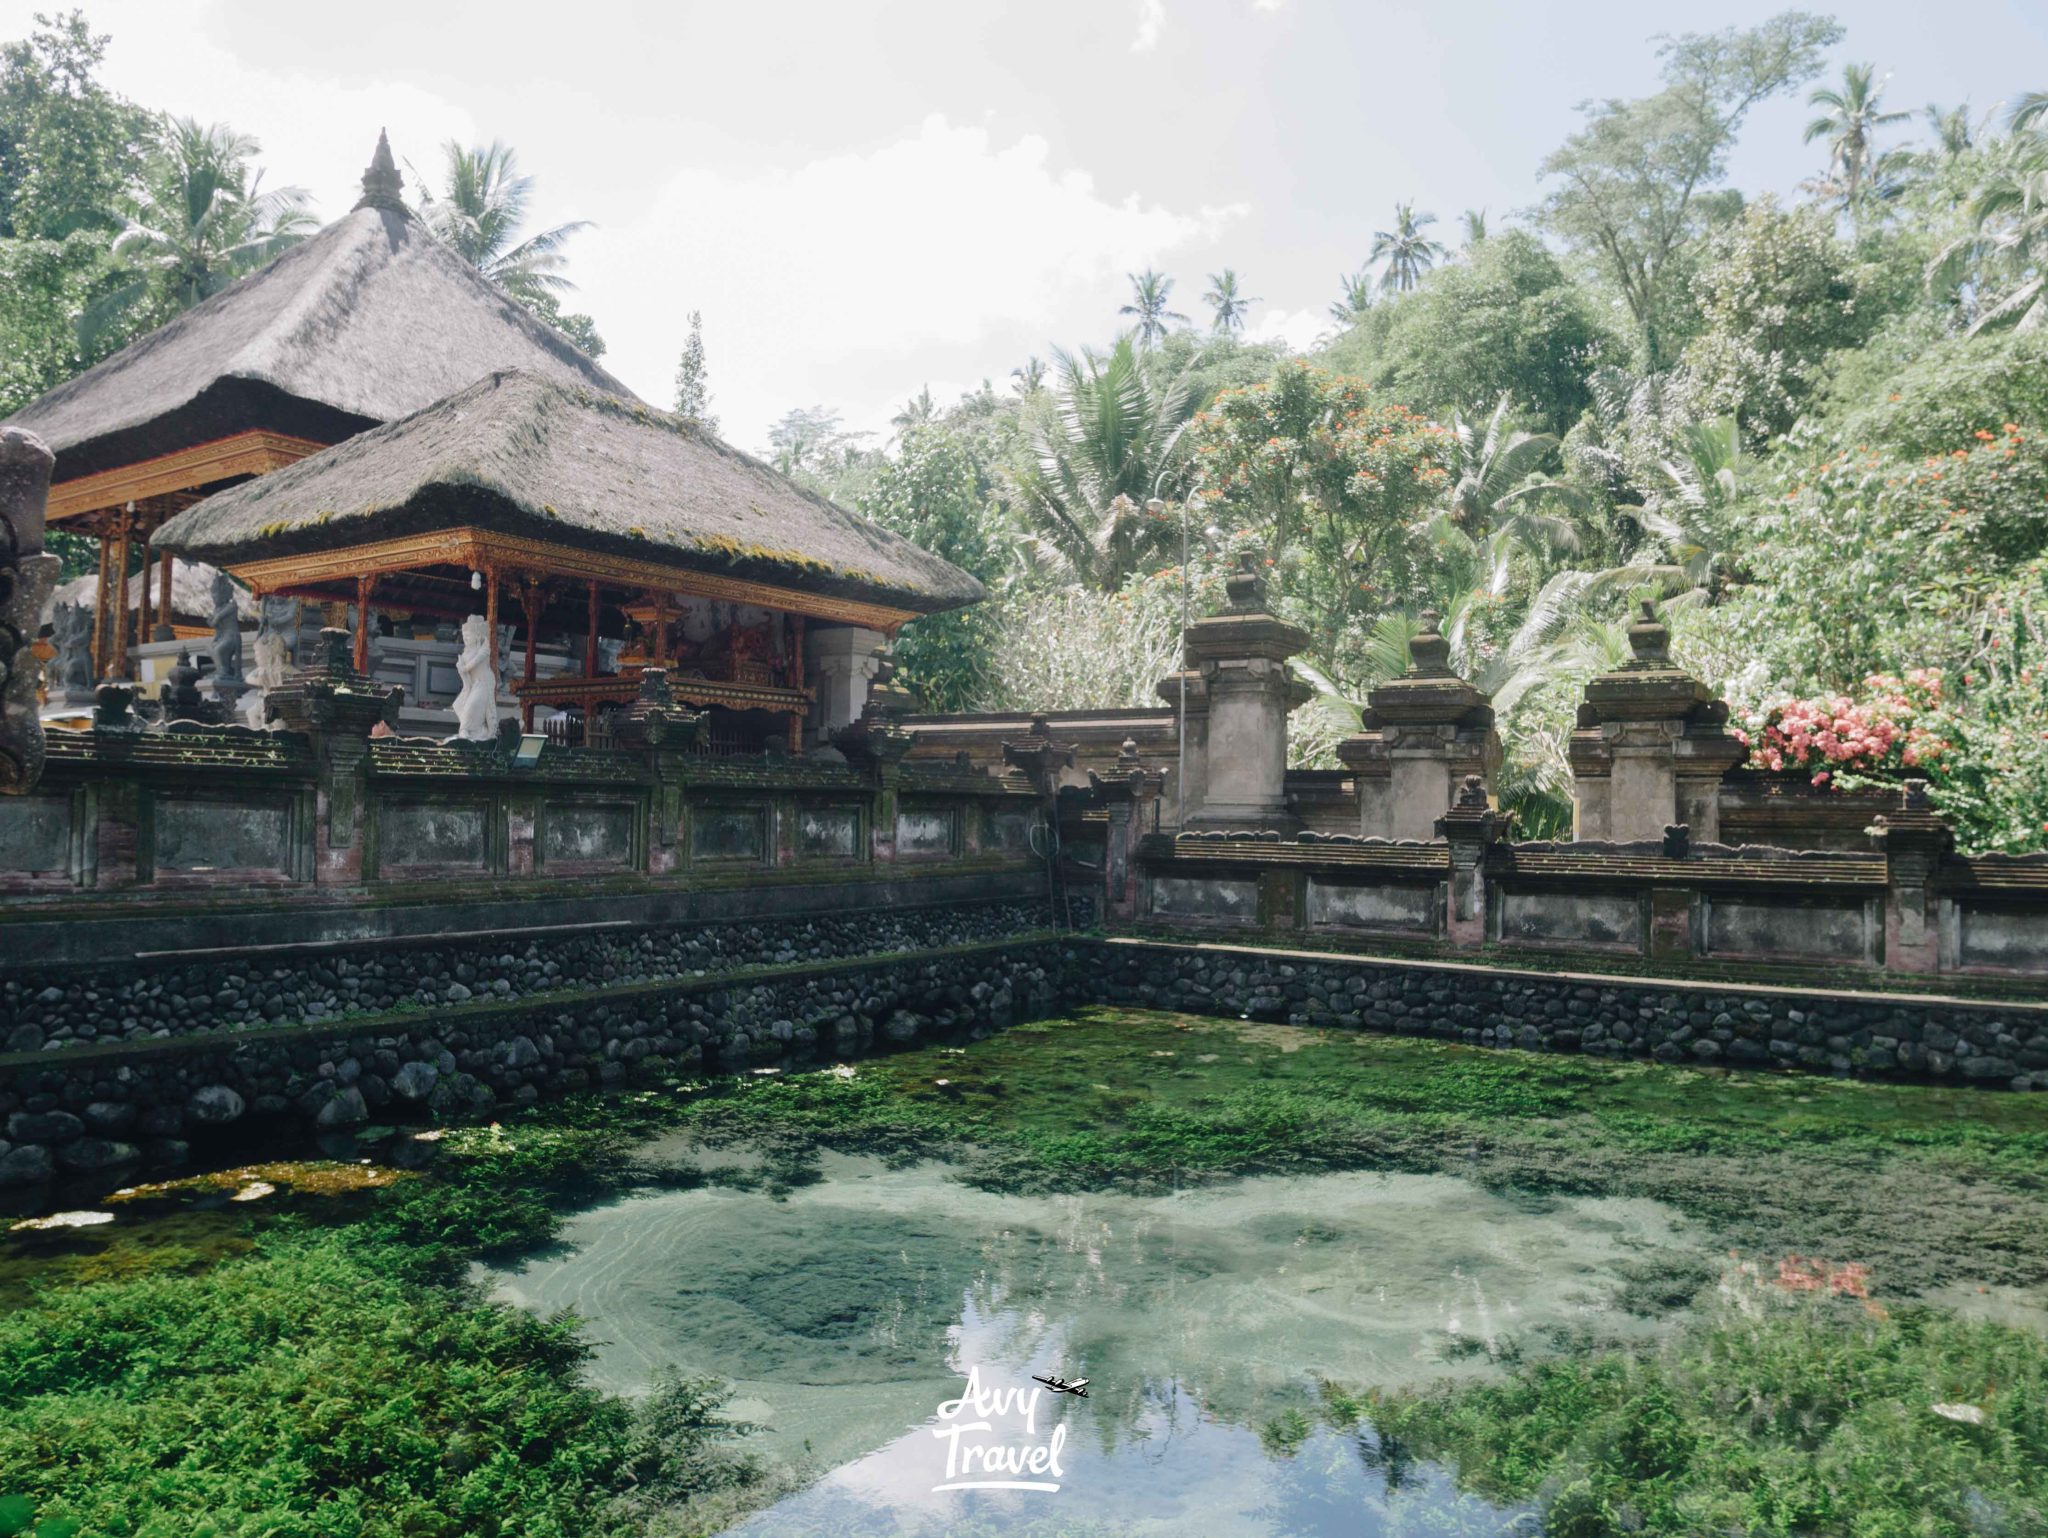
81;5;476;223
1132;0;1166;52
576;115;1241;445
1246;305;1326;355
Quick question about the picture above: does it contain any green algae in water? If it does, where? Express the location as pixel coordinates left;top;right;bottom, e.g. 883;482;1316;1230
486;1149;1691;1535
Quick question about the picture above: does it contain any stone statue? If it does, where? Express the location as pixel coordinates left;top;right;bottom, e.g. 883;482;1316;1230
452;614;497;740
208;571;243;684
598;636;623;675
50;601;95;696
240;596;298;727
2;427;61;792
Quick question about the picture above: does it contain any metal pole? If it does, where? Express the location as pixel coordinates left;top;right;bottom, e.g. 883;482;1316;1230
1149;495;1189;831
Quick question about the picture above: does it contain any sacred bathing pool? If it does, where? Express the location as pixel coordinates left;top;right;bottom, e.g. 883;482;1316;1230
1;138;2046;1188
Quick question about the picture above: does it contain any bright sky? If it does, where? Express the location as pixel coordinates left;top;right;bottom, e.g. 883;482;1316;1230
10;0;2044;449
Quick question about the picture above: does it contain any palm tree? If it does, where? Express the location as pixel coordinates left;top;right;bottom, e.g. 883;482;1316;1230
1007;337;1198;590
1328;268;1374;325
1922;101;1976;161
1119;269;1187;346
892;385;937;435
1203;269;1259;333
1460;209;1489;246
81;117;313;344
1805;64;1910;221
1932;98;2048;334
1443;396;1585;543
415;140;591;308
1011;356;1048;396
1369;202;1445;294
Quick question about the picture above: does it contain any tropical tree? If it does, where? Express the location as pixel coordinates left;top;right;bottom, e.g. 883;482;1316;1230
1008;336;1198;590
415;139;604;353
1921;101;1976;161
892;384;937;435
1536;11;1842;367
1932;97;2048;334
1461;209;1489;246
1370;202;1445;294
1442;395;1583;542
1203;268;1258;333
1328;267;1373;325
671;309;715;431
1119;268;1187;346
856;422;1002;709
1010;355;1047;395
80;116;311;345
1805;62;1910;222
1190;359;1455;675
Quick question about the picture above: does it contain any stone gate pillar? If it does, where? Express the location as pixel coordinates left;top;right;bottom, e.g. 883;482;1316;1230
804;624;888;747
1568;601;1744;843
1176;554;1311;834
1335;610;1501;839
1;427;60;795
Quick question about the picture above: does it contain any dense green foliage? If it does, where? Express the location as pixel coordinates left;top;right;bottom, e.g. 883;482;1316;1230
2;8;2043;842
766;13;2047;851
1371;1299;2048;1538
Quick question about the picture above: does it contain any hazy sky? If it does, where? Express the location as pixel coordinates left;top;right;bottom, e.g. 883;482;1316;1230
10;0;2044;447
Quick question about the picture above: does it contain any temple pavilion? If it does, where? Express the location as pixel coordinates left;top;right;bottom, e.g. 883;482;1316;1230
5;134;983;746
150;368;981;748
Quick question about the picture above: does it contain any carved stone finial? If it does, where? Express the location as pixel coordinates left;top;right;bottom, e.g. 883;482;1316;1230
1902;778;1931;811
1408;608;1452;676
1223;551;1266;611
354;129;405;214
1625;598;1671;668
1456;773;1488;809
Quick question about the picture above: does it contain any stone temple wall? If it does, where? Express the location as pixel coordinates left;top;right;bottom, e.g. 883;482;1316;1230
0;936;1072;1185
0;897;1084;1053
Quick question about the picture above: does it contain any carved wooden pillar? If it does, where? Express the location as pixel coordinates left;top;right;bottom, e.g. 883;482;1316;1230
353;573;376;674
520;574;542;730
651;588;668;663
155;551;174;640
135;531;153;656
483;566;499;676
91;529;112;679
108;506;133;680
584;580;600;678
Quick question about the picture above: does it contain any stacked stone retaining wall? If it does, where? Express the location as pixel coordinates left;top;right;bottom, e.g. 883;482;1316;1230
0;897;1089;1052
1091;940;2048;1090
0;939;1069;1185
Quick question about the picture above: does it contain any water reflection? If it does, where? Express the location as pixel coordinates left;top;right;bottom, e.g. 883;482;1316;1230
488;1150;1695;1536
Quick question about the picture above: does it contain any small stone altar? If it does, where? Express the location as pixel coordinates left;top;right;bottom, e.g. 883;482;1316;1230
1568;600;1745;842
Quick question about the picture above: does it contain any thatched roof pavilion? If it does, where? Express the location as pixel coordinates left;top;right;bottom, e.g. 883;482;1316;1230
153;369;985;742
1;133;636;679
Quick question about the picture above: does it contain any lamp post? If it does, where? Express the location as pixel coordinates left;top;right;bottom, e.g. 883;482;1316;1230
1148;492;1203;831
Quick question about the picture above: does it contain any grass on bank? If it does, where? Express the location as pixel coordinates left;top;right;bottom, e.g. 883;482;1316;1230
2;1006;2046;1536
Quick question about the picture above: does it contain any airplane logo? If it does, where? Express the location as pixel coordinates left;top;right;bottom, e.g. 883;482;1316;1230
1033;1374;1090;1397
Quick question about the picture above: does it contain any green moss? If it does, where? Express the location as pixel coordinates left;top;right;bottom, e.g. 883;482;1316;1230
1364;1296;2048;1538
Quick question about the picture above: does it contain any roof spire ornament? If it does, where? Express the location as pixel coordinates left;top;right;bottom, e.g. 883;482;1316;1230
354;129;405;214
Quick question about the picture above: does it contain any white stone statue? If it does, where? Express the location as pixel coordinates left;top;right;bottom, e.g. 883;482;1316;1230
239;596;298;727
452;613;498;740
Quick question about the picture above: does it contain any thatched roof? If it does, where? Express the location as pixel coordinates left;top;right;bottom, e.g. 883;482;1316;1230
152;370;986;615
2;198;637;480
42;559;254;629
